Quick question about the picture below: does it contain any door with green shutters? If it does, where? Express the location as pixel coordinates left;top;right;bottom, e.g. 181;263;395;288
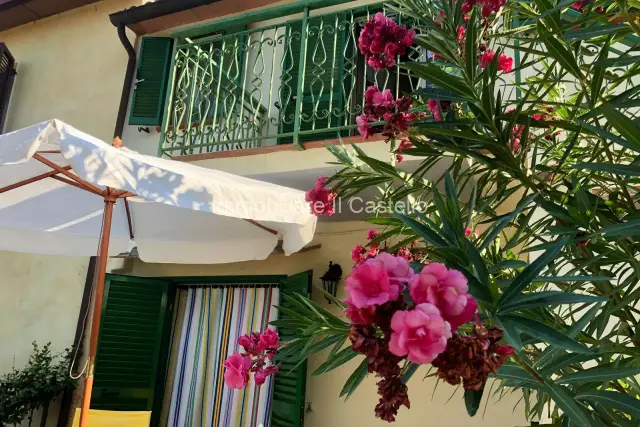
271;271;312;427
91;275;174;426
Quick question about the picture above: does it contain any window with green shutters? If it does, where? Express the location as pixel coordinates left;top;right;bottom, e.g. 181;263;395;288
129;37;174;126
91;275;174;426
271;271;312;427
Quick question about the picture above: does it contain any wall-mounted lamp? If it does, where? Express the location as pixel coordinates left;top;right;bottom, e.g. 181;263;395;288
320;261;342;303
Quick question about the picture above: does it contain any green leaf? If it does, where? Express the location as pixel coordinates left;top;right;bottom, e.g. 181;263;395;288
465;8;478;83
573;163;640;177
544;383;594;427
564;24;629;42
600;104;640;152
464;383;485;417
358;155;402;179
576;390;640;418
597;219;640;237
498;237;569;307
402;62;477;100
444;171;463;235
501;315;592;354
499;291;605;314
494;364;541;389
393;213;450;247
489;260;528;272
556;366;640;385
313;346;359;376
589;37;610;107
464;239;490;287
401;363;420;384
536;304;601;369
479;193;538;251
340;357;369;400
536;21;583;80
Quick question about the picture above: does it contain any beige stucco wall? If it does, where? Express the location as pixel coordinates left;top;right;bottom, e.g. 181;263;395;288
130;220;526;427
0;0;141;141
0;1;140;425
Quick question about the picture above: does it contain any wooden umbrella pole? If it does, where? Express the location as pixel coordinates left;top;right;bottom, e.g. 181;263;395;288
78;190;116;427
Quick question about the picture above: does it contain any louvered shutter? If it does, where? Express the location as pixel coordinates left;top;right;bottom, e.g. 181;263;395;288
278;17;348;145
91;274;174;426
0;43;16;134
270;271;312;427
129;37;174;126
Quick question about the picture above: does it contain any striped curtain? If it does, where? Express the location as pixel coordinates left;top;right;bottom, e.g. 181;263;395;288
161;285;280;427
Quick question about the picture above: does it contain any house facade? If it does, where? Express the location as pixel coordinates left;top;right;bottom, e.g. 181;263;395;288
0;1;526;426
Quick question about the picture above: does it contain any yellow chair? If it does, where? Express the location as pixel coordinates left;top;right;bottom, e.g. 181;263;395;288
71;409;151;427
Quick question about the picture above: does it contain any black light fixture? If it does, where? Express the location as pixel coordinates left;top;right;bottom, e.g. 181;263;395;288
320;261;343;303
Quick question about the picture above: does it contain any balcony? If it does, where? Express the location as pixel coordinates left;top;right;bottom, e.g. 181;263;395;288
159;2;428;157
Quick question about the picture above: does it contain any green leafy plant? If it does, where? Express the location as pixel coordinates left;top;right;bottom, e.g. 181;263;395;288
0;342;75;426
275;0;640;425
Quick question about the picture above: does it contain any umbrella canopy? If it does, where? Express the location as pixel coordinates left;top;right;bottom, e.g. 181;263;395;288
0;119;316;263
0;119;318;427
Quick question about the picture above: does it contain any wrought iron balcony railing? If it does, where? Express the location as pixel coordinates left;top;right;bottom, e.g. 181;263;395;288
159;2;427;156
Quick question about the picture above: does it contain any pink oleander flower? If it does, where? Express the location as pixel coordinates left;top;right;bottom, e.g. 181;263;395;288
364;85;379;105
224;353;252;389
254;365;279;385
305;176;336;216
257;328;279;352
345;259;399;308
254;370;268;385
396;246;412;260
498;54;513;72
457;26;466;43
373;89;394;108
389;303;452;364
368;252;415;284
238;334;255;352
367;229;379;240
408;263;477;330
344;297;376;325
352;244;367;263
427;99;442;121
395;138;413;163
357;114;374;139
427;99;451;122
480;50;495;68
359;12;415;71
512;138;521;152
464;227;479;239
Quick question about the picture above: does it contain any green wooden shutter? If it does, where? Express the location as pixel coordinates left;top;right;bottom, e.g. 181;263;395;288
129;37;174;126
278;17;347;145
91;274;174;425
271;271;312;427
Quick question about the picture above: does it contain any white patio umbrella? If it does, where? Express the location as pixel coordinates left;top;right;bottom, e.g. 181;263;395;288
0;119;317;427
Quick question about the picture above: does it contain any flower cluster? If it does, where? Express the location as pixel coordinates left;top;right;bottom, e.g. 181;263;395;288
305;176;336;216
432;323;515;391
357;86;422;141
359;12;415;70
479;50;513;73
223;329;280;389
394;138;414;163
462;0;507;18
343;253;500;421
351;230;414;264
427;99;451;122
